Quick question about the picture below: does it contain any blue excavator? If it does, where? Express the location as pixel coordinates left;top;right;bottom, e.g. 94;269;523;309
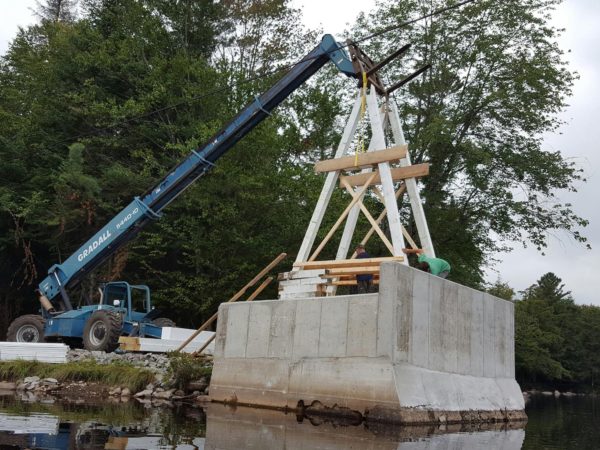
7;34;424;352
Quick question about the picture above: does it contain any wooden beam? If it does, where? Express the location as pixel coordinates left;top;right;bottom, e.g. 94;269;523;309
308;172;377;262
339;163;429;188
389;100;435;257
294;256;403;270
324;267;380;275
322;270;380;279
177;253;286;352
295;93;364;263
314;145;408;173
351;184;406;259
341;178;395;255
119;336;141;352
371;186;418;250
328;279;380;286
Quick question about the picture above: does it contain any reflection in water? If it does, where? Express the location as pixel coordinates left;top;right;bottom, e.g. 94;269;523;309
522;395;600;450
2;394;597;449
204;404;525;450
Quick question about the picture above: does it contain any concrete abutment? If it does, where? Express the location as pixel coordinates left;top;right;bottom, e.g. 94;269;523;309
209;262;526;424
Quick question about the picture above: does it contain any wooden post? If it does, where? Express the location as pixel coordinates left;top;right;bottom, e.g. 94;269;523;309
387;100;435;257
308;172;377;262
335;103;387;262
340;178;395;254
295;93;363;264
177;253;286;352
366;89;406;258
371;186;418;249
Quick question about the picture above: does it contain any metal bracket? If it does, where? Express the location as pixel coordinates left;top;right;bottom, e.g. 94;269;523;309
254;96;272;116
346;40;429;96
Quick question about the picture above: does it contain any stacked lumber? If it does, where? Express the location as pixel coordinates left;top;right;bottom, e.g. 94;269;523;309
278;268;327;299
118;328;215;354
279;256;404;297
0;342;68;364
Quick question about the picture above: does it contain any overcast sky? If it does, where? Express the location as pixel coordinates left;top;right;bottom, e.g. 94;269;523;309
1;0;597;304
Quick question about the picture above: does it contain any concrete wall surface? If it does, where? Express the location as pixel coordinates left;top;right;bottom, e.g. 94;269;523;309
210;262;526;424
204;404;526;450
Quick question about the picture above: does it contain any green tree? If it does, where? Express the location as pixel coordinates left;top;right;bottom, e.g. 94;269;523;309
487;279;515;301
0;0;348;332
513;272;600;390
35;0;78;22
350;0;588;286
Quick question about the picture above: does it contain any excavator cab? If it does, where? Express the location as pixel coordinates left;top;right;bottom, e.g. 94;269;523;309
100;281;152;321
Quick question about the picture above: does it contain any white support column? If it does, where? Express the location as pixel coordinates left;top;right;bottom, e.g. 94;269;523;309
295;93;363;264
387;100;435;257
366;89;406;259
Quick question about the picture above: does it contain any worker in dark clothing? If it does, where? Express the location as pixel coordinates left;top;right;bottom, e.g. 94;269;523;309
355;244;373;293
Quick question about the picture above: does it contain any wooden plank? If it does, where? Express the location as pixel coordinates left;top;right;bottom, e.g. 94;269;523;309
341;178;395;255
351;184;406;258
321;271;380;279
323;267;381;275
294;256;403;270
314;144;408;173
118;336;141;352
339;163;429;187
328;279;380;286
308;171;377;261
177;253;286;351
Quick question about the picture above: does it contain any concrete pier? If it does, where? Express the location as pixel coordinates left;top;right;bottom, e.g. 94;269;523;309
209;262;526;424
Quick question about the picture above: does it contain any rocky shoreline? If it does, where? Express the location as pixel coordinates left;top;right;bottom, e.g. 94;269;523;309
522;389;592;402
0;349;213;405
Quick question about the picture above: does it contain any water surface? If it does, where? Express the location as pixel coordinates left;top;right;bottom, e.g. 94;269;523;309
0;393;596;449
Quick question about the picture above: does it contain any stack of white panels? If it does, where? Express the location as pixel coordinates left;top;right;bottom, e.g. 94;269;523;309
0;342;68;363
146;327;216;354
0;412;60;434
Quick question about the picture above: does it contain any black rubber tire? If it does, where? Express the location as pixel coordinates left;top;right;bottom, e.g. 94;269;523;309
82;310;123;352
152;317;176;328
7;314;46;343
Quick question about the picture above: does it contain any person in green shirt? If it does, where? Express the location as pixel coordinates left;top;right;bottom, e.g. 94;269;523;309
403;248;451;278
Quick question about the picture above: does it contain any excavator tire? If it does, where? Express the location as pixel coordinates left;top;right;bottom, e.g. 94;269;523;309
7;315;46;343
152;317;176;328
82;310;123;352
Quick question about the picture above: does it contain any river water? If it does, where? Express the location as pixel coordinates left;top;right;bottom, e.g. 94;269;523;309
0;393;597;449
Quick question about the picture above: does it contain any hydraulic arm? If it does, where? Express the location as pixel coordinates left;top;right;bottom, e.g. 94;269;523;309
38;34;358;308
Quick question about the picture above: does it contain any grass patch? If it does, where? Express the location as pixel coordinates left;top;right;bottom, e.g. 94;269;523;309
0;360;154;392
168;353;212;390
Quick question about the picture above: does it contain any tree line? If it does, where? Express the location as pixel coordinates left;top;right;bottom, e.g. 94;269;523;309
0;0;590;387
490;273;599;391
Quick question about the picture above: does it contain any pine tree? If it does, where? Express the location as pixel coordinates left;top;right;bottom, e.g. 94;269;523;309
35;0;78;22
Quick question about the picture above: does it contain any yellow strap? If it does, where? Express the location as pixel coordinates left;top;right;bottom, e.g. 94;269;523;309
355;72;368;166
